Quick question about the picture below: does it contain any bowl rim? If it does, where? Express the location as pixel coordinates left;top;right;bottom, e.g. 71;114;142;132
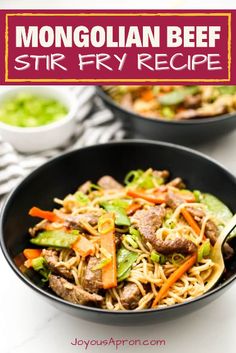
1;139;236;315
0;86;78;133
97;86;236;126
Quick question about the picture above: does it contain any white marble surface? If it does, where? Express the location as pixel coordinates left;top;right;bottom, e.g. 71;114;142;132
1;1;236;353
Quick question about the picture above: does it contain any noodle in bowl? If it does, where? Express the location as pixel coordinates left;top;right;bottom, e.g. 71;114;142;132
1;141;236;324
22;168;234;311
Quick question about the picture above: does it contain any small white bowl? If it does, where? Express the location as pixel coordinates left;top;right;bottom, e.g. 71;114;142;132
0;86;78;153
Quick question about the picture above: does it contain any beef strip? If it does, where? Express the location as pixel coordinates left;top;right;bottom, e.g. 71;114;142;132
64;214;99;231
97;175;123;190
132;206;165;241
166;191;184;209
132;206;196;254
183;94;202;109
42;249;73;280
120;93;133;110
188;207;217;239
175;109;199;120
57;213;98;227
167;177;186;189
167;194;234;259
120;283;141;309
115;232;122;246
83;257;103;293
152;169;170;180
188;208;234;260
49;275;103;305
186;207;205;222
196;95;234;117
176;95;235;120
79;181;92;194
154;237;197;255
30;213;98;237
52;212;99;233
29;219;51;237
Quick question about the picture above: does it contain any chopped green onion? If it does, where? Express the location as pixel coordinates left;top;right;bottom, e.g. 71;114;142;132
92;257;112;271
198;239;211;262
70;229;79;235
165;209;173;220
150;250;160;263
123;234;138;249
122;227;141;249
124;169;157;189
161;106;175;120
150;250;166;264
165;219;176;229
0;93;68;128
89;183;101;191
74;191;89;204
98;215;114;234
124;170;143;185
171;253;185;265
129;227;141;241
193;190;203;202
31;256;50;282
31;256;46;271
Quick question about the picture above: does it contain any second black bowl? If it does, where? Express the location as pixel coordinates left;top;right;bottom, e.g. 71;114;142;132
1;140;236;325
97;87;236;145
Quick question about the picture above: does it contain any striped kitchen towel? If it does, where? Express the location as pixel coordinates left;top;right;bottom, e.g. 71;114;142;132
0;86;126;198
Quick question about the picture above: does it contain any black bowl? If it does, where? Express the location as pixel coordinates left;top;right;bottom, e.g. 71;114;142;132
97;87;236;145
1;140;236;325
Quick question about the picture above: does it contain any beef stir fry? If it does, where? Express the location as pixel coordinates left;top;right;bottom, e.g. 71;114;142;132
103;86;236;121
22;168;235;310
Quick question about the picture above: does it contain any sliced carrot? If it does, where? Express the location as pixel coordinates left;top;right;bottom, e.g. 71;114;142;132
181;208;206;241
99;213;117;289
72;235;95;257
23;248;42;260
152;252;197;308
162;86;173;93
141;89;154;101
29;207;61;223
181;208;201;235
127;189;166;204
127;202;142;216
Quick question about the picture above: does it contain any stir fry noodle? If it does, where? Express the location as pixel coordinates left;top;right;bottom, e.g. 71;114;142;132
103;86;236;121
22;168;235;310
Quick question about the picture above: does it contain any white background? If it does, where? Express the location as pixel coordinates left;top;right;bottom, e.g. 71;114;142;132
0;1;236;353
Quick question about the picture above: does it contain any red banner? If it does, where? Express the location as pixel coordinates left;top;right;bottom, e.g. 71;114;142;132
0;10;235;85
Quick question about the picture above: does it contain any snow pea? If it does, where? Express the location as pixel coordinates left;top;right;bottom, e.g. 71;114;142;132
101;203;131;226
117;247;139;281
159;86;200;106
201;193;236;239
30;230;79;248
